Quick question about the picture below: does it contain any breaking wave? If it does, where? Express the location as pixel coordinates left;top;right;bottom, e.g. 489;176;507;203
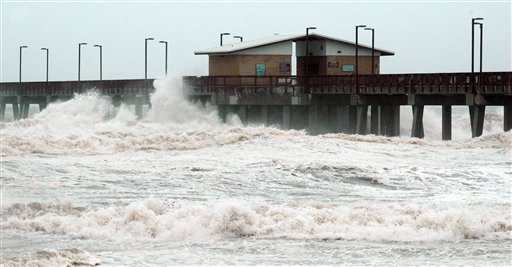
0;248;100;267
2;199;510;243
1;78;509;156
323;131;512;149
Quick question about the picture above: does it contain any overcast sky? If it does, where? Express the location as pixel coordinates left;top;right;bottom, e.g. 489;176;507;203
1;0;510;82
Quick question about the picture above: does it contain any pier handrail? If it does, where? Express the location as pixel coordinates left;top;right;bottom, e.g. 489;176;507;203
183;72;512;95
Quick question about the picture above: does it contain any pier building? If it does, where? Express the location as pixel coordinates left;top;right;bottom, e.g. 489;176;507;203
194;33;394;76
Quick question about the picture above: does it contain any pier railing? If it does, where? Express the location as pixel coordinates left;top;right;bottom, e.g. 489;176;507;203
184;72;512;95
0;79;155;96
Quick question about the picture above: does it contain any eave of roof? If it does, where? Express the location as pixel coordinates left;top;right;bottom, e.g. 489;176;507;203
194;33;395;56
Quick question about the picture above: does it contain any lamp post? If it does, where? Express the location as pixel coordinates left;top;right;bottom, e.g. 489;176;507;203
474;22;483;73
220;32;230;46
471;17;483;94
305;26;316;94
41;48;49;83
78;42;87;90
364;27;375;75
355;25;367;94
159;40;168;75
233;36;243;42
145;37;154;92
93;45;102;80
19;45;28;84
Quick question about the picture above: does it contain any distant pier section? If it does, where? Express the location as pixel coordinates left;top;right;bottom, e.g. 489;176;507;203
0;79;153;120
184;72;512;139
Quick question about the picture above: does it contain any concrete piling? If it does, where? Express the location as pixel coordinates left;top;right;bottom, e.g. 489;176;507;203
411;105;424;138
471;105;485;137
379;105;400;137
282;106;291;130
135;96;143;119
356;105;368;135
260;106;269;125
238;105;247;125
308;105;319;134
370;105;379;135
0;103;5;121
442;105;452;140
504;105;512;132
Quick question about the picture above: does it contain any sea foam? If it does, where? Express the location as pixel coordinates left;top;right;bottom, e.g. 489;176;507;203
2;199;510;243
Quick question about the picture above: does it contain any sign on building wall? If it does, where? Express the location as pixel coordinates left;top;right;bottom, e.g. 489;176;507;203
255;64;266;76
279;62;291;74
342;64;354;72
327;61;340;68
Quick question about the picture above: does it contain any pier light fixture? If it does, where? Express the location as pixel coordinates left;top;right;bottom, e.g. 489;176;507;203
93;45;102;80
471;17;484;93
364;27;375;75
474;22;483;73
233;36;243;42
159;40;168;75
220;32;230;46
355;25;367;93
305;27;317;93
145;37;154;92
19;45;28;84
41;48;49;83
78;43;87;89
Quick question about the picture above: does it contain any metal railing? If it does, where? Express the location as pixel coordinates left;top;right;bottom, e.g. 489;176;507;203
0;79;155;96
183;72;512;95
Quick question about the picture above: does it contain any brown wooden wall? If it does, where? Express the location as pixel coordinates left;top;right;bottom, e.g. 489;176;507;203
209;55;292;76
297;56;380;76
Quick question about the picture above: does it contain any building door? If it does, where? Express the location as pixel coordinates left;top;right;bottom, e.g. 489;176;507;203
308;63;319;76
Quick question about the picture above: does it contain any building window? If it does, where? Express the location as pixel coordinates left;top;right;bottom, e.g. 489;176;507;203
255;64;266;76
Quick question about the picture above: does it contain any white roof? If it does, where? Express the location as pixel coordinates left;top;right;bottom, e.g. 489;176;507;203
194;33;394;56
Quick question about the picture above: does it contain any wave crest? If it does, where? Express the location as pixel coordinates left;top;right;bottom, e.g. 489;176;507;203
2;199;510;243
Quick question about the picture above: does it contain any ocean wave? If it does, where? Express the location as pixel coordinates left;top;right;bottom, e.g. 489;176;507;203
0;123;304;156
0;248;100;267
322;131;512;149
2;199;510;243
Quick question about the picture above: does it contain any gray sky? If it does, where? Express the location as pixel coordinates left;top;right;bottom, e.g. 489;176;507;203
1;0;510;82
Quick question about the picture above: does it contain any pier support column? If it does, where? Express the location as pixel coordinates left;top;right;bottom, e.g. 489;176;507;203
283;106;291;130
12;103;20;120
504;105;512;132
379;105;400;137
260;106;268;125
308;105;319;134
217;105;226;123
411;105;424;138
21;104;30;119
370;105;379;135
442;105;452;140
238;105;247;125
348;106;357;134
469;106;474;134
471;105;485;138
0;103;5;121
356;105;368;135
38;96;51;111
135;96;143;120
333;105;348;133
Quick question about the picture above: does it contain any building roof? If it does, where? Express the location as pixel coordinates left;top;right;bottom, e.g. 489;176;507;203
194;33;395;56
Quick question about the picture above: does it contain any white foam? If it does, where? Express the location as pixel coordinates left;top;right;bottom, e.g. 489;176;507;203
2;199;510;243
0;248;101;267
